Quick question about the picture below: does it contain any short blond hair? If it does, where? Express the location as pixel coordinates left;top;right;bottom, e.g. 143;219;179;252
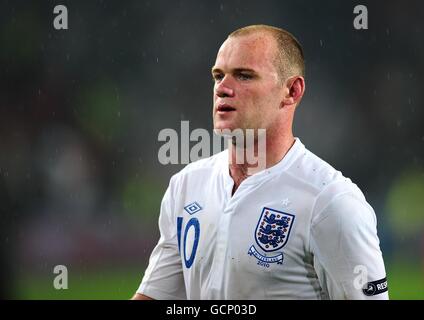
228;25;305;81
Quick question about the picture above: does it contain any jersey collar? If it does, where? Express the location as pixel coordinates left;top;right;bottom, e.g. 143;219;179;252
222;137;305;186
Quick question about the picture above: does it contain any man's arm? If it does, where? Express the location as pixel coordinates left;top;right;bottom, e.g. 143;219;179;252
311;192;389;300
134;178;187;300
131;293;154;300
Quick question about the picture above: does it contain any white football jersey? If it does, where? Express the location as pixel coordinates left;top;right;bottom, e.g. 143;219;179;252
137;138;389;300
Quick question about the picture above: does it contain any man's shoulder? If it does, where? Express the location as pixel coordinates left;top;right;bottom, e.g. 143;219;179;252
287;142;367;205
292;143;371;221
287;144;351;193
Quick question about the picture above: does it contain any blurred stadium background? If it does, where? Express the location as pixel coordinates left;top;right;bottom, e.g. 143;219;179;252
0;0;423;299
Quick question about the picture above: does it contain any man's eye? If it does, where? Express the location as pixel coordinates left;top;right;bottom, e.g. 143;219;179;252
238;74;252;80
213;74;224;81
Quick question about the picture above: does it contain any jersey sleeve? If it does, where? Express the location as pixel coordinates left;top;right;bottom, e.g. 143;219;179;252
137;177;186;299
310;191;389;300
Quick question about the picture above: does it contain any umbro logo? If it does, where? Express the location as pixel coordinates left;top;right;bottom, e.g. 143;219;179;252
184;202;203;215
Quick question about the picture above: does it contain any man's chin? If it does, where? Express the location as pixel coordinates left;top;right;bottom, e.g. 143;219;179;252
214;127;250;140
214;128;233;136
214;119;238;132
213;124;237;136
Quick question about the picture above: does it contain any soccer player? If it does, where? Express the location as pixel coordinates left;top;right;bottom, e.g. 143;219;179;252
132;25;389;300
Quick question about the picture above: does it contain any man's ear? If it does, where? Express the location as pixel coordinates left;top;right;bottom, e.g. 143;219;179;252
281;76;305;107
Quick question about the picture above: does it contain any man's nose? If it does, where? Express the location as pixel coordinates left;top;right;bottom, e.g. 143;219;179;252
215;76;235;98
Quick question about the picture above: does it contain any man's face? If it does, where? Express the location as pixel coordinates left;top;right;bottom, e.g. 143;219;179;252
212;33;285;134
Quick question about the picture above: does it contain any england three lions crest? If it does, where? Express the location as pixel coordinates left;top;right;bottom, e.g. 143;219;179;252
248;207;295;266
256;207;295;252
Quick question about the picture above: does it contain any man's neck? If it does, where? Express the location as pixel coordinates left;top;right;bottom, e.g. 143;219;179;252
228;132;295;195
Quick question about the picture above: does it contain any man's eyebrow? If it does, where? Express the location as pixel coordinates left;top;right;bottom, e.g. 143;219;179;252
211;67;257;74
211;67;222;74
233;68;257;74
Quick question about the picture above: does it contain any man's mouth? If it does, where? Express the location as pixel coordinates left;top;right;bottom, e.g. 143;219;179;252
216;104;236;113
